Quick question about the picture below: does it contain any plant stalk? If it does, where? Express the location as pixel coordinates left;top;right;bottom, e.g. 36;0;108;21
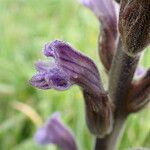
95;114;126;150
94;39;139;150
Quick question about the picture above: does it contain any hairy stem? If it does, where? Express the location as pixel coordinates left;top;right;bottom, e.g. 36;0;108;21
95;114;126;150
109;39;139;107
94;39;139;150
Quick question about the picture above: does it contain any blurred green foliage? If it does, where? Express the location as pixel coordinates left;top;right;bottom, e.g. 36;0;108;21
0;0;149;150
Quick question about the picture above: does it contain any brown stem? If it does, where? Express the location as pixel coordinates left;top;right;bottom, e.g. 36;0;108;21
109;39;139;107
95;114;126;150
94;39;139;150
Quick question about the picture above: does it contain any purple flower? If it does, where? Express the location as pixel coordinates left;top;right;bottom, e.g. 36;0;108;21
30;40;113;137
80;0;119;38
35;113;78;150
29;40;103;96
80;0;119;72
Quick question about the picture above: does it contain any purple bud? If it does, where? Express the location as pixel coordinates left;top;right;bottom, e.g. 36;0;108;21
35;113;78;150
134;66;147;79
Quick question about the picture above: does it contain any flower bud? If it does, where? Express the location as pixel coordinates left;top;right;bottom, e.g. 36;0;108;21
126;68;150;113
119;0;150;56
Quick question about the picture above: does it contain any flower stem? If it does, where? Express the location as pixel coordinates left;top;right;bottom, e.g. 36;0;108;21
95;115;126;150
94;39;139;150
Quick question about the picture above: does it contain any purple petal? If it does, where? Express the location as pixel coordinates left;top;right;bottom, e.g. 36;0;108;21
35;113;78;150
35;61;53;72
35;127;49;144
29;67;72;90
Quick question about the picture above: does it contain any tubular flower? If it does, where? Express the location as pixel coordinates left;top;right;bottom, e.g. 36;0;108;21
30;40;102;95
35;113;78;150
30;40;113;137
80;0;120;72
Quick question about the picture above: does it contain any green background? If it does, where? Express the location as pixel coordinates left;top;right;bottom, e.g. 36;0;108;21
0;0;149;150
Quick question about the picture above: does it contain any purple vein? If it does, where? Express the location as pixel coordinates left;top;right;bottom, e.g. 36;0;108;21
61;65;101;91
59;57;100;81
